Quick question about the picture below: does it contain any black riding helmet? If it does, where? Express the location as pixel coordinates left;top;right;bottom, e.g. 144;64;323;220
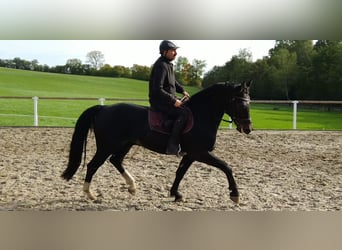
159;40;179;54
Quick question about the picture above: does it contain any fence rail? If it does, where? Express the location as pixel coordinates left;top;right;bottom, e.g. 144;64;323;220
0;96;148;101
1;96;341;129
251;100;342;105
2;96;341;104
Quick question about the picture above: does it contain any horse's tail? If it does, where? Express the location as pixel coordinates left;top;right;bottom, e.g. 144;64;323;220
61;105;102;181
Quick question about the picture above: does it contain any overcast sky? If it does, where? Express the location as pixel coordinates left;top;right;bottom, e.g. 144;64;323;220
0;40;276;72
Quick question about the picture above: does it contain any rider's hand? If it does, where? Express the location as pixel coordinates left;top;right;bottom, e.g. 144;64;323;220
174;99;183;108
180;91;190;103
183;91;190;98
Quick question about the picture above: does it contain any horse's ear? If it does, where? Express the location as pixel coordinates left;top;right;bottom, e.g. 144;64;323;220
241;81;249;89
241;80;252;93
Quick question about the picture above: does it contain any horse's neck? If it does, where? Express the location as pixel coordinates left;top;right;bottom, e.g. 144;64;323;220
188;84;233;129
188;98;225;129
208;104;225;129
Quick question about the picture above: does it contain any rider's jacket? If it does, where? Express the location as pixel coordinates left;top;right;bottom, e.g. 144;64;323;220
149;56;184;110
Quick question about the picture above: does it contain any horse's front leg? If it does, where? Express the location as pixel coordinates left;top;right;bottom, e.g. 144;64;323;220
170;155;194;202
196;151;239;203
83;182;96;200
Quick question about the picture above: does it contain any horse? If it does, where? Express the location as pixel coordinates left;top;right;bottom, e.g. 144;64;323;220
61;80;252;203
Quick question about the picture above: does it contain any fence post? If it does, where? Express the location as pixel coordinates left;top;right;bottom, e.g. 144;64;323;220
32;96;39;126
99;98;105;105
292;100;299;130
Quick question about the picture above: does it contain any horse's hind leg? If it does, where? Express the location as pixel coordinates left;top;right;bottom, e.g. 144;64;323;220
109;144;136;195
83;150;111;200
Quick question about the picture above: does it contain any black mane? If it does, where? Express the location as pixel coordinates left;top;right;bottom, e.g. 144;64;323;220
187;82;239;108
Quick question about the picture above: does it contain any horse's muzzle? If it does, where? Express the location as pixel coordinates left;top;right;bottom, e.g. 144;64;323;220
236;119;252;134
239;126;252;134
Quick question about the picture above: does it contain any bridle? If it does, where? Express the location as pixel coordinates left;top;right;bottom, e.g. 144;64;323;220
222;96;251;125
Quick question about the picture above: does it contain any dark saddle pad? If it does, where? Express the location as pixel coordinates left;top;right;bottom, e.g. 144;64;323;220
148;108;194;135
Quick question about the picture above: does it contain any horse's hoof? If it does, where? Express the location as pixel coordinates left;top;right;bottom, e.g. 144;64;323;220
174;196;184;202
174;194;184;202
230;195;239;204
171;191;184;202
84;191;96;201
128;187;136;195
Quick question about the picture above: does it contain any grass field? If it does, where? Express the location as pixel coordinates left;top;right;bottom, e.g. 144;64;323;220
1;67;341;129
250;104;342;130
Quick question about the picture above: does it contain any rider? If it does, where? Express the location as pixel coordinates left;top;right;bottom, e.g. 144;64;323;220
149;40;190;156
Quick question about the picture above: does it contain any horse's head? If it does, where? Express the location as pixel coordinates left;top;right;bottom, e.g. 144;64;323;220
225;80;253;134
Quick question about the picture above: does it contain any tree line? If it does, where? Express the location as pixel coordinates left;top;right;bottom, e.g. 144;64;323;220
202;40;342;100
0;51;133;79
0;50;206;86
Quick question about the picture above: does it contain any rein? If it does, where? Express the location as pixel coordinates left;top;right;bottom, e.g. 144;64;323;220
232;96;250;103
222;118;233;123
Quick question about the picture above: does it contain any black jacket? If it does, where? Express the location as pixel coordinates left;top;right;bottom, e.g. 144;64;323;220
149;56;184;109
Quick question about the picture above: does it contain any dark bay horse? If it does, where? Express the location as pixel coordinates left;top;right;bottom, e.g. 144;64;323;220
61;81;252;203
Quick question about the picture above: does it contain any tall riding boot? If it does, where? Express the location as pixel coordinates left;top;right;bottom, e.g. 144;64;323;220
166;119;186;156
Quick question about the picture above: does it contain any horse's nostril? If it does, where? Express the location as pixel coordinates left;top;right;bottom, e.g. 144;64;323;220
243;126;252;134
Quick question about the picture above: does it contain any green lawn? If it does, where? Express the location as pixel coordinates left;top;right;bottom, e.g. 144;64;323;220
250;104;342;130
1;67;341;129
0;67;150;98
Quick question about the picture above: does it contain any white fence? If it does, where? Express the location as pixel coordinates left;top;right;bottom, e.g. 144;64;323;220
0;96;147;127
30;96;148;126
0;97;341;129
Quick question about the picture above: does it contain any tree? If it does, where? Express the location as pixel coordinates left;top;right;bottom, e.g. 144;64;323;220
31;59;39;71
310;40;342;100
66;58;83;74
188;59;206;86
175;56;190;85
269;48;298;99
289;40;314;67
221;53;254;83
202;65;226;88
52;65;67;74
12;57;31;70
86;51;105;70
249;58;274;99
131;64;151;81
287;41;314;99
98;64;114;77
112;65;131;78
237;48;253;62
174;56;206;86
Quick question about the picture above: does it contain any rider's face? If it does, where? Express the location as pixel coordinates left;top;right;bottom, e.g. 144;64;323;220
164;49;177;61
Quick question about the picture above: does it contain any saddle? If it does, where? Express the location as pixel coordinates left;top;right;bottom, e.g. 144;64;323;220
148;107;194;135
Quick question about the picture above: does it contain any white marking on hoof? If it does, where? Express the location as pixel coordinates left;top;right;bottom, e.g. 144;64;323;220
122;170;136;195
83;182;96;200
128;186;136;195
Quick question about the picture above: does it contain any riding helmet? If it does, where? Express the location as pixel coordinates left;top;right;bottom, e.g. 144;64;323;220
159;40;179;54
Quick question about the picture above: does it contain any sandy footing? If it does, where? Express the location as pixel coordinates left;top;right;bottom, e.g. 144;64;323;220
0;127;341;211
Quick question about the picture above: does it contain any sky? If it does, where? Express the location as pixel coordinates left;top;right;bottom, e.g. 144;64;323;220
0;40;276;73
